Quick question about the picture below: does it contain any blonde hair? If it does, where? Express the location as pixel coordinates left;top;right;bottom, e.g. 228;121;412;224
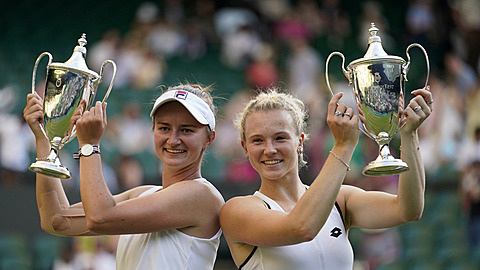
234;87;309;168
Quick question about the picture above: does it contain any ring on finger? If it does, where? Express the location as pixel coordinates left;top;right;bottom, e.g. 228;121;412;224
344;112;351;117
413;105;422;112
335;111;343;116
427;99;433;105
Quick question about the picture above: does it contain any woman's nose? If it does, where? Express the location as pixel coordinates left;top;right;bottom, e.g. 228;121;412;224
167;131;181;145
264;141;277;155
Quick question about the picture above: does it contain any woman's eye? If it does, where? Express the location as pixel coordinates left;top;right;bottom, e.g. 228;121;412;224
158;127;169;132
182;129;193;133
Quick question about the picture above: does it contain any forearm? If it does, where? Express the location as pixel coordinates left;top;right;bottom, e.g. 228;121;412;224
35;138;71;226
79;154;116;228
398;130;425;221
35;139;93;235
290;145;353;238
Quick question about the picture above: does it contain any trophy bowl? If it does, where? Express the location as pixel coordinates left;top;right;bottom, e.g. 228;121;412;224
325;23;429;176
29;33;116;179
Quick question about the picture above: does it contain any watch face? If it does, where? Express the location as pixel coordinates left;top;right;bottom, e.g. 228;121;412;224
81;144;94;156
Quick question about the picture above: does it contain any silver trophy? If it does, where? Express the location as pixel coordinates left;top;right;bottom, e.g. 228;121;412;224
29;33;117;179
325;23;429;176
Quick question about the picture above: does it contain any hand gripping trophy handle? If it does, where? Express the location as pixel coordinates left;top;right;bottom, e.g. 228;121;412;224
325;52;377;141
29;33;117;179
324;23;430;176
62;59;117;143
392;43;430;135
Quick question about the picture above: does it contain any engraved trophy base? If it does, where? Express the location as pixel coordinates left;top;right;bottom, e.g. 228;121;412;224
362;158;409;176
29;160;72;179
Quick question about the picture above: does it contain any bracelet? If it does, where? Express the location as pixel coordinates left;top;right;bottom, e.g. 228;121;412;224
36;154;50;161
329;151;351;171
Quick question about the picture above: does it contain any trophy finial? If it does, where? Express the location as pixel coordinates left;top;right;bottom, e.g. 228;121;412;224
74;33;87;56
78;33;87;47
368;23;381;44
369;23;378;35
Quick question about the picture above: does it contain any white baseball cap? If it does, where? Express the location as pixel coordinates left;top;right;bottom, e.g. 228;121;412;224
150;89;216;131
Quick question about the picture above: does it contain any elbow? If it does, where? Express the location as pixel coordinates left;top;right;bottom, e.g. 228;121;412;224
85;215;107;232
403;207;424;223
292;223;319;242
40;214;71;235
296;229;317;242
298;231;316;242
409;210;423;222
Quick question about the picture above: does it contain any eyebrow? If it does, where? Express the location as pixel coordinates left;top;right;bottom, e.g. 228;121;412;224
155;121;200;129
247;131;290;139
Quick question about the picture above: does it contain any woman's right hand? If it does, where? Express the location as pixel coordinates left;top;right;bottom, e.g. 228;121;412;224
326;92;359;149
24;93;48;142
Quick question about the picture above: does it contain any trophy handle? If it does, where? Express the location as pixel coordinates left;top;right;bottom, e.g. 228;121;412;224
395;43;430;136
403;43;430;89
325;52;351;96
32;52;53;94
97;60;117;102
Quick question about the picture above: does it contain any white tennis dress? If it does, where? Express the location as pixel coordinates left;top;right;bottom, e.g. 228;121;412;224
239;191;354;270
116;179;222;270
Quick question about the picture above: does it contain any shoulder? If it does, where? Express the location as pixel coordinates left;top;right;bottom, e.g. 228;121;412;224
165;179;225;211
183;178;224;201
220;195;267;221
338;184;366;207
337;185;366;226
339;184;365;197
113;185;159;202
223;194;266;208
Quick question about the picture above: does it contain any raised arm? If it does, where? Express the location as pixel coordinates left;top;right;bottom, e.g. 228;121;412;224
75;101;223;236
221;92;359;249
343;86;432;229
24;93;94;236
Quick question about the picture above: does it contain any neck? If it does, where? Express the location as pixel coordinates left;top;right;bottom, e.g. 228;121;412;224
259;175;305;205
162;165;202;187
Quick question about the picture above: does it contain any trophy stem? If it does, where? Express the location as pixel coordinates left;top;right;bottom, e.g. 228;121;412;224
28;147;72;179
362;142;409;176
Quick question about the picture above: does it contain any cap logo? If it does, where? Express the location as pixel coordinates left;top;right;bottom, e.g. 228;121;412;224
175;90;188;100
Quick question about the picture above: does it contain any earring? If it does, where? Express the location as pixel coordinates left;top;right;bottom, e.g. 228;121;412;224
297;147;303;155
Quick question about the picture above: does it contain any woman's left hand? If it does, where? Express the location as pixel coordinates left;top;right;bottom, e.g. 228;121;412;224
75;101;107;146
400;85;433;134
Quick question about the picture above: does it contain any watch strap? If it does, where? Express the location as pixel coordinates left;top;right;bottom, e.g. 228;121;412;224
73;145;100;159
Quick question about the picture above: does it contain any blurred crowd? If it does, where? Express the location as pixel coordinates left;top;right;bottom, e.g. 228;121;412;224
1;0;480;269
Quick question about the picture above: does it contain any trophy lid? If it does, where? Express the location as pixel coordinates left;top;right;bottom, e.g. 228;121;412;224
349;23;404;67
364;23;388;58
49;33;99;77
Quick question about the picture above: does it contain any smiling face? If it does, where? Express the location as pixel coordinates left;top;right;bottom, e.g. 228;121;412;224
242;109;304;182
153;101;213;171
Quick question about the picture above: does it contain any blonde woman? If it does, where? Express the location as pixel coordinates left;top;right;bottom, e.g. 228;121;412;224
220;86;432;269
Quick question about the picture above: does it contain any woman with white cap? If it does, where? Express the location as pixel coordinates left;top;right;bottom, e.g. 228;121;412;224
23;84;224;270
